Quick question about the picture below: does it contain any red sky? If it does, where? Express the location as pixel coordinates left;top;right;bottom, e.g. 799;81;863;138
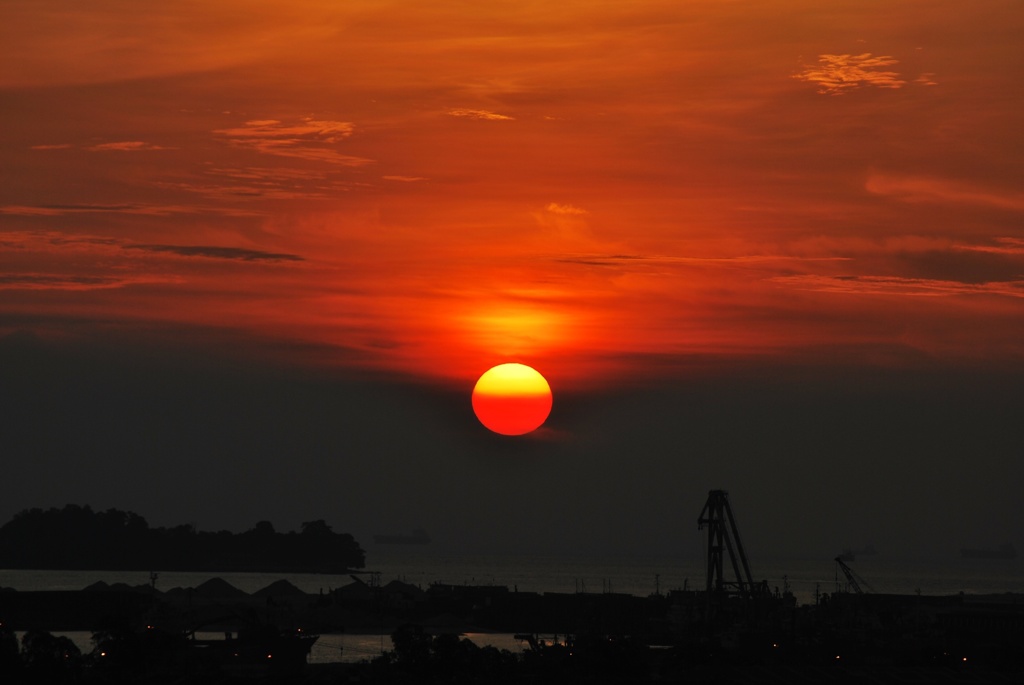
4;0;1022;392
2;2;1024;559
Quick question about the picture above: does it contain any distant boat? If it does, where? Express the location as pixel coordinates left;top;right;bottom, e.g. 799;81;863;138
961;543;1016;560
373;528;431;545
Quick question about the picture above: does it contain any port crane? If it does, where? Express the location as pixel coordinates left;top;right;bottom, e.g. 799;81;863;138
834;555;873;594
697;490;758;598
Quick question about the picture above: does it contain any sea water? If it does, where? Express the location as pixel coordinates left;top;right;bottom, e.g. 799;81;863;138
3;551;1022;663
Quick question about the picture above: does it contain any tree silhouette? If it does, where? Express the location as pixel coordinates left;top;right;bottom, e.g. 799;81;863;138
300;519;332;536
0;505;365;572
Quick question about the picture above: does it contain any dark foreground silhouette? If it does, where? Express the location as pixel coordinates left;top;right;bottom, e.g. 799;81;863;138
2;575;1023;684
4;613;1023;685
0;505;364;572
2;494;1021;683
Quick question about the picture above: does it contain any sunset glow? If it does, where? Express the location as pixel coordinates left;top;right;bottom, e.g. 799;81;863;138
1;1;1022;388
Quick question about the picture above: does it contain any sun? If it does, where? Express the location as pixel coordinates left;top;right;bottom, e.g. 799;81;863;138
472;363;553;436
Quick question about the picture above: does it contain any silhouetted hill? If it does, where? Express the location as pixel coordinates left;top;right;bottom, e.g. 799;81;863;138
0;505;364;572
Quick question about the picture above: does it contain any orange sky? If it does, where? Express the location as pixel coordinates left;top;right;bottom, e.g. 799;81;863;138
3;0;1024;391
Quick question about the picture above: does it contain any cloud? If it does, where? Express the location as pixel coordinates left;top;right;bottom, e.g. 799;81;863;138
0;203;261;218
0;231;117;249
554;254;647;267
215;119;354;142
774;234;1024;291
0;233;302;294
546;202;587;215
894;246;1024;285
773;274;1024;299
383;175;427;182
1;231;302;263
866;173;1024;211
0;273;135;291
124;244;304;262
533;201;591;241
86;141;172;152
47;235;121;248
209;166;329;182
956;237;1024;256
213;118;371;166
447;108;514;121
1;204;141;216
794;53;906;95
554;253;848;268
156;181;345;203
29;141;170;153
182;166;364;201
131;165;352;203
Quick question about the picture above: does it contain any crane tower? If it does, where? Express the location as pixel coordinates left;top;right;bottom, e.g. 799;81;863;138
697;490;757;598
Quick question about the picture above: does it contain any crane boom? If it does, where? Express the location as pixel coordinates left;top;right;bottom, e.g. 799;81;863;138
834;556;873;594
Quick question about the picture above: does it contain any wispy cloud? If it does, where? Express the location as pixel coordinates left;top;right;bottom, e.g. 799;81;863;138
794;53;906;95
534;201;591;241
209;166;329;182
86;141;172;152
0;232;303;293
554;254;648;267
124;244;304;262
546;202;587;216
156;176;353;203
215;119;354;142
2;231;304;263
0;273;137;291
773;274;1024;299
29;141;170;152
866;173;1024;211
0;203;261;218
956;237;1024;256
1;204;144;216
213;118;371;166
0;232;119;250
383;175;427;182
553;253;850;270
447;108;514;121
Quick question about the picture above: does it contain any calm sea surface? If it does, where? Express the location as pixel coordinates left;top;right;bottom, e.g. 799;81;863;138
4;550;1021;663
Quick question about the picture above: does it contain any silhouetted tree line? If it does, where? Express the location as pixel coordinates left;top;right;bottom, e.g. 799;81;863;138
0;505;364;572
1;626;88;685
353;625;653;685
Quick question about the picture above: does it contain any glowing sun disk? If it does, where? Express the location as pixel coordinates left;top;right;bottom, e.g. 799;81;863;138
472;363;552;435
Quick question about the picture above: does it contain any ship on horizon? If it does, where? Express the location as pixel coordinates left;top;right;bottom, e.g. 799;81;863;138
960;543;1016;560
373;528;431;545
